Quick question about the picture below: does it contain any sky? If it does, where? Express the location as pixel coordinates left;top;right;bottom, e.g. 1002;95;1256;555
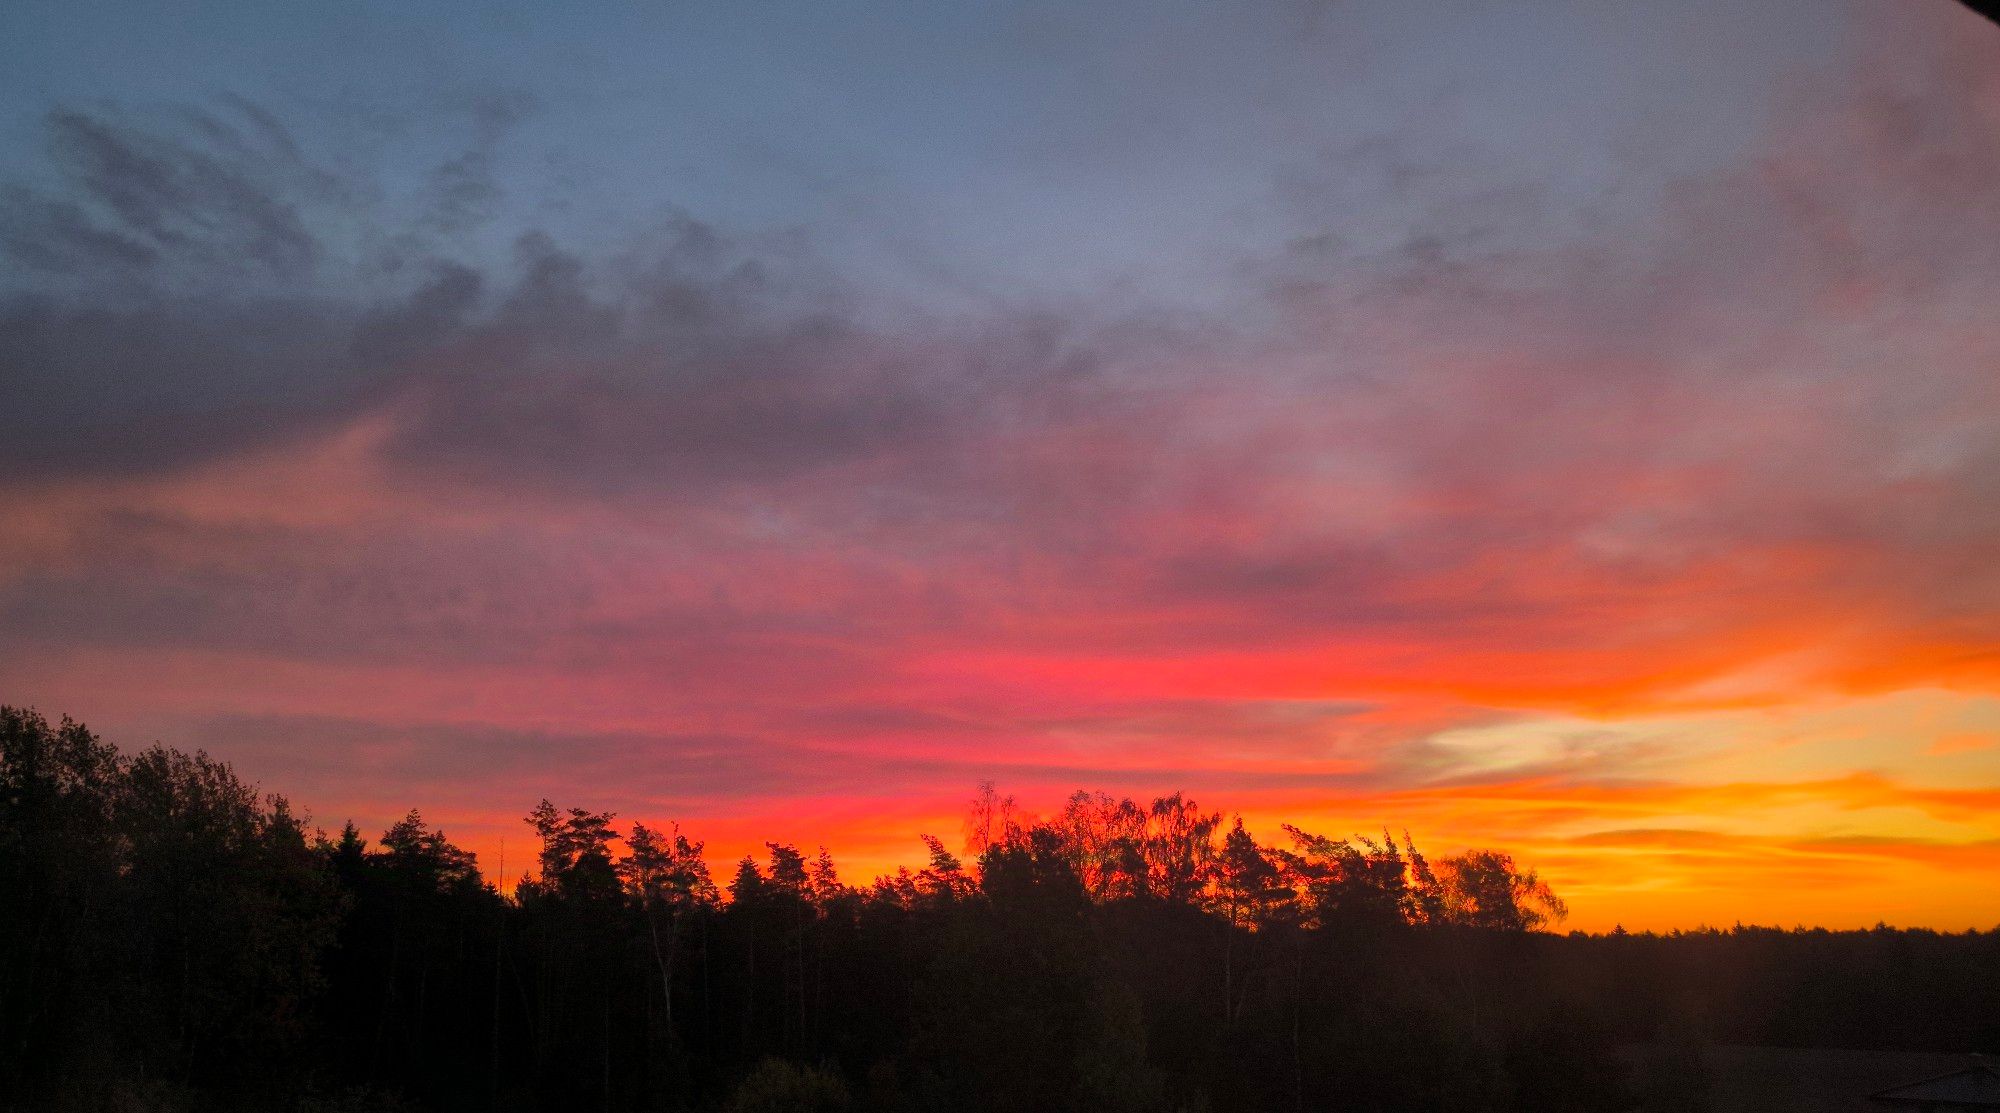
3;0;1998;931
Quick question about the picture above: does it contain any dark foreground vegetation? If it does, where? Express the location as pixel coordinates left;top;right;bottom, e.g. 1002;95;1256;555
4;707;1997;1112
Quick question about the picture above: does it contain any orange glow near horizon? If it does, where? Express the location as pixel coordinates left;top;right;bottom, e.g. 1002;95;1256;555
6;400;2000;931
4;3;1999;935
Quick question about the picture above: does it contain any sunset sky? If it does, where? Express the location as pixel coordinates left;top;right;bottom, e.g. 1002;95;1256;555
4;0;1998;931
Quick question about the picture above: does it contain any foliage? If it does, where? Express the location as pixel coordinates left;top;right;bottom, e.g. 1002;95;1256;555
5;704;1997;1113
729;1058;850;1113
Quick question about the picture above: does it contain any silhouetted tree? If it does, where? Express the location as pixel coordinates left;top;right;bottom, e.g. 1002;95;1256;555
10;710;2000;1113
1210;817;1292;1027
0;708;122;1100
624;821;717;1034
1437;850;1567;931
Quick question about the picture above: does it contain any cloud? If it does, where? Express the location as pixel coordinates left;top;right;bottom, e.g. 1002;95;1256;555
3;104;320;283
2;5;1998;928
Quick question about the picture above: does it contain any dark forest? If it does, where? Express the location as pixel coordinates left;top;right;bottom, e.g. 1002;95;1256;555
5;707;1996;1113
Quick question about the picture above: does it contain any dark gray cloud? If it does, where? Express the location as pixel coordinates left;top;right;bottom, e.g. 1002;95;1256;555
0;293;361;476
0;100;1160;499
7;105;320;282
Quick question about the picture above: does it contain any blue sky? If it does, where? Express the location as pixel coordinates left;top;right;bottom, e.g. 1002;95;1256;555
3;0;1851;311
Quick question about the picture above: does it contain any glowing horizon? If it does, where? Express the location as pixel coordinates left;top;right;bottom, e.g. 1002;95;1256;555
3;0;1998;932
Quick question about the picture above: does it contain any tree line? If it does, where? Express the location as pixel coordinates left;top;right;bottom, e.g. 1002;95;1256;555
4;706;1996;1112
